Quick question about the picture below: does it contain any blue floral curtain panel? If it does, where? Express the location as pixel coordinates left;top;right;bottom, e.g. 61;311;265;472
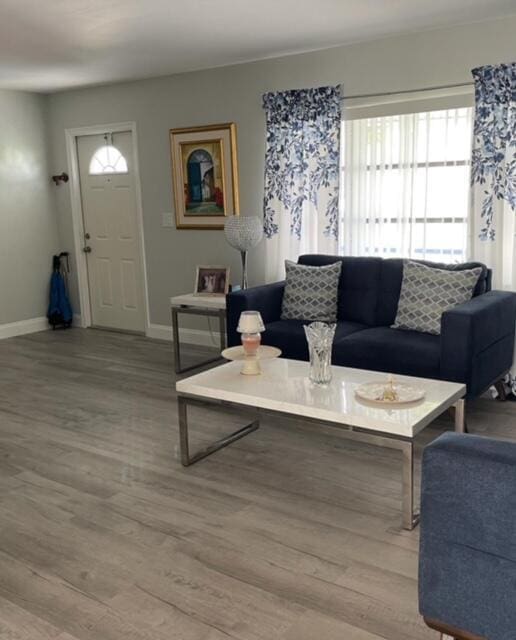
262;86;341;281
470;62;516;392
471;63;516;282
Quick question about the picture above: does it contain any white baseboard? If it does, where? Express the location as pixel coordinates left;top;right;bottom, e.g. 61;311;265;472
146;323;221;347
0;316;219;346
146;324;172;341
0;316;49;340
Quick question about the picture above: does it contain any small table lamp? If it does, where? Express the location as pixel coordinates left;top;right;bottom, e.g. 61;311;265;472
224;216;263;289
237;310;265;375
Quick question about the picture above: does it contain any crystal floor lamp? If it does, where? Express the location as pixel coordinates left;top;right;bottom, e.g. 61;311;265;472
224;216;263;289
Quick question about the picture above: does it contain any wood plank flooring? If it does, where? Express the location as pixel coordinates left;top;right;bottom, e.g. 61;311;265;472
0;328;515;639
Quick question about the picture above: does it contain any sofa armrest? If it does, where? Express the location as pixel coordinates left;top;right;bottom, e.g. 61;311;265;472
226;282;285;346
419;432;516;639
440;290;516;395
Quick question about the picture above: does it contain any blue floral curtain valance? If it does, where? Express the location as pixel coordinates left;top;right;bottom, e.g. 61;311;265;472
262;85;342;126
262;85;342;253
471;62;516;240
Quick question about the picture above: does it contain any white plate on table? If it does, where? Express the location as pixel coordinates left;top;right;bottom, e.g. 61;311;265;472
355;381;425;405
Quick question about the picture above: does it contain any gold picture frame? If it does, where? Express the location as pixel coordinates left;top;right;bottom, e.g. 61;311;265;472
170;123;240;229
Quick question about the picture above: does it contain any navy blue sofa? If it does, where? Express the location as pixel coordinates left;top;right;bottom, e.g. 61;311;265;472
226;255;516;398
419;432;516;639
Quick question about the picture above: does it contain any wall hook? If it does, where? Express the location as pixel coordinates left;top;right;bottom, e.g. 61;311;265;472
52;172;69;185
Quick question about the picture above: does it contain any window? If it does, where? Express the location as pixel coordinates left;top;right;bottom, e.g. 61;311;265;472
340;107;473;262
89;144;128;175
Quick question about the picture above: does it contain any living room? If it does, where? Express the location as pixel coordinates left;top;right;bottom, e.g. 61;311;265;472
0;2;515;639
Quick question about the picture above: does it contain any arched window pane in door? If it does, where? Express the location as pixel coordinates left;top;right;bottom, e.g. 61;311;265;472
89;145;128;175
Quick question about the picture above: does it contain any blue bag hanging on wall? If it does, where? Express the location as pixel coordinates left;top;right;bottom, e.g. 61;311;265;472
47;253;73;329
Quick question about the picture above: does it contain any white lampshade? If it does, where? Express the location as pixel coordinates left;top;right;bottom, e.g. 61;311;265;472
237;310;265;333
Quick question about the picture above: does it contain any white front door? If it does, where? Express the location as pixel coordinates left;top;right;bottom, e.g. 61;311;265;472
77;131;145;332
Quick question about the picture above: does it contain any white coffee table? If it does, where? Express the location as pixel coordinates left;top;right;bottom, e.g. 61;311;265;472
175;359;466;530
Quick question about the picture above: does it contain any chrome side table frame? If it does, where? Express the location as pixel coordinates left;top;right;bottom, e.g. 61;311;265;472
176;394;466;531
172;306;226;374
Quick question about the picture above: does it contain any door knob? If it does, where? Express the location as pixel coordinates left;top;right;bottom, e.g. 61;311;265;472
83;246;92;253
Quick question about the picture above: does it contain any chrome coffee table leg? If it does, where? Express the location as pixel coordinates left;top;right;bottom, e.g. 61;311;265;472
401;440;419;530
454;398;466;433
178;396;259;466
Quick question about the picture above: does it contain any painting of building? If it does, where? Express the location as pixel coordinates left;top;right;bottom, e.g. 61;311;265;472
180;141;225;215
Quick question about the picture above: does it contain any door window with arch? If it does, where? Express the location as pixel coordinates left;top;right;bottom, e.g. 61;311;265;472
89;134;128;175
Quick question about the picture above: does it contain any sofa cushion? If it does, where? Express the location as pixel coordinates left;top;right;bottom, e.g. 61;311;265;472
263;319;367;362
281;260;342;322
377;258;490;327
393;261;482;335
298;254;383;325
419;433;516;639
334;326;441;379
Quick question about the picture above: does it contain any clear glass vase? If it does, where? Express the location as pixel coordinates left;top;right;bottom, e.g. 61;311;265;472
304;322;336;385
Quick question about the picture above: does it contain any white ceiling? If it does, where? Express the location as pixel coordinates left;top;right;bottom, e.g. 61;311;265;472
0;0;514;93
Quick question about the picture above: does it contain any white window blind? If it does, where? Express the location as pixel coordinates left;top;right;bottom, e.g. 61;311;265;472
340;107;473;262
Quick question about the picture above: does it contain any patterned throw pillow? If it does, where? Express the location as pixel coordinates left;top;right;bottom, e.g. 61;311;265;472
393;261;482;335
281;260;341;322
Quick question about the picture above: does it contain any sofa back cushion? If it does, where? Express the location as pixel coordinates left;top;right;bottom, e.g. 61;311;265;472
297;255;382;325
281;260;342;322
377;258;491;327
392;261;483;335
298;254;491;327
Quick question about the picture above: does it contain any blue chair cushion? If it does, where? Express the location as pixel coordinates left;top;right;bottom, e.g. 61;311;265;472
421;433;516;563
262;319;367;362
419;433;516;639
334;326;441;379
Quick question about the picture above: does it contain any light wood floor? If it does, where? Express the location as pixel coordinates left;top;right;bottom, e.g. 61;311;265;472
0;329;515;640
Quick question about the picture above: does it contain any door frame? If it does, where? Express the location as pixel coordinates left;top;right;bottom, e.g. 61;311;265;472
65;121;150;333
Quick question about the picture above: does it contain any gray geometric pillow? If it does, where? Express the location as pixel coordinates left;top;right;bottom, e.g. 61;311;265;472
392;260;482;335
281;260;341;322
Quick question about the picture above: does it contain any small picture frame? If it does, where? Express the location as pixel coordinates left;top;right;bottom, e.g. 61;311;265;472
194;266;230;296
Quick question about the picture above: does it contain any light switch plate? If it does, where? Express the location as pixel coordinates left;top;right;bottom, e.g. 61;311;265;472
161;211;174;228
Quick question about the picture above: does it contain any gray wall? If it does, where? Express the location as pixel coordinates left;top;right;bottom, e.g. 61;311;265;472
0;90;60;325
46;15;516;327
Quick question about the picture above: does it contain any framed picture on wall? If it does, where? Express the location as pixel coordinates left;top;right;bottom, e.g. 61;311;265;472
194;266;230;296
170;123;240;229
